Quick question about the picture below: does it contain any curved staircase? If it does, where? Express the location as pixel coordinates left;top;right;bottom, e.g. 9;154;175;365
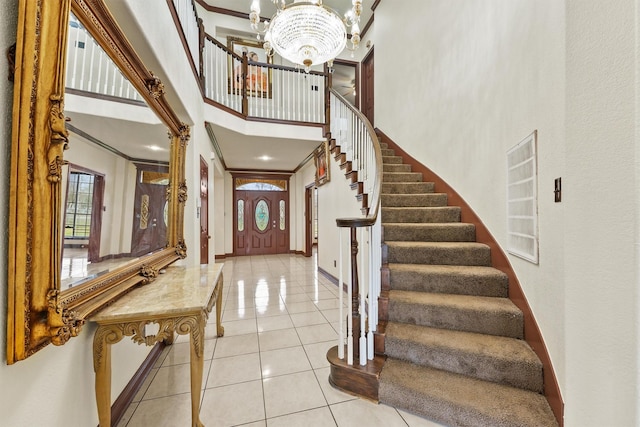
375;139;559;427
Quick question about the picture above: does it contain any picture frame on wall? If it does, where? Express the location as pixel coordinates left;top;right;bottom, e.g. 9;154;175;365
227;36;273;98
314;140;330;187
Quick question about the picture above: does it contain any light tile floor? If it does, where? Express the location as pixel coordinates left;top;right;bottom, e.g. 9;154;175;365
118;253;444;427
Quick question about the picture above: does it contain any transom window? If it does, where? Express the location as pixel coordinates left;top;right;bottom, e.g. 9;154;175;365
235;178;287;191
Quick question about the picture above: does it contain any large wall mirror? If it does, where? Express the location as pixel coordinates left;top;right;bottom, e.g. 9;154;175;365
7;0;189;363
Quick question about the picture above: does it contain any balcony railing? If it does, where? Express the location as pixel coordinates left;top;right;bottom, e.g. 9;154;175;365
66;14;143;102
202;35;327;124
167;0;328;125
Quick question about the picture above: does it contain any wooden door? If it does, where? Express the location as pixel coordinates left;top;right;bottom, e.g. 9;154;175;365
131;166;169;257
199;156;209;264
362;48;374;125
304;185;313;257
235;190;289;256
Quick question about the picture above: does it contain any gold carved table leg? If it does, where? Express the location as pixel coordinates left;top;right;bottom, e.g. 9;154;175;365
216;278;225;337
93;325;125;427
188;315;205;427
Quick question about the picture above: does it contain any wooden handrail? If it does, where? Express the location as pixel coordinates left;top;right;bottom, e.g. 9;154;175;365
330;87;383;226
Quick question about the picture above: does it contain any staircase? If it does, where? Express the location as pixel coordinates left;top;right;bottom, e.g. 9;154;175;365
376;139;559;427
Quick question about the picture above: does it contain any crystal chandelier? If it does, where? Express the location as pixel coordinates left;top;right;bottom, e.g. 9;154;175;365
250;0;362;72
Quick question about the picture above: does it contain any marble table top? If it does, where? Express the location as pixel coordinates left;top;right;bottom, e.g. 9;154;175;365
90;263;224;324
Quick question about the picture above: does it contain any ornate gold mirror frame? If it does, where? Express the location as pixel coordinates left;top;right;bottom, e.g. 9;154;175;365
7;0;188;364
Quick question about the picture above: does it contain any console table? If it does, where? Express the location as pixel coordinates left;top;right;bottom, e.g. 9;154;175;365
90;264;225;427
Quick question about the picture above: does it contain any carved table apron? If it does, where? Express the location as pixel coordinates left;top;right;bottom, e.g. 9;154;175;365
90;264;225;427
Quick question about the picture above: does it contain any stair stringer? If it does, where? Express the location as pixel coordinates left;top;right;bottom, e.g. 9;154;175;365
375;129;563;426
328;135;370;215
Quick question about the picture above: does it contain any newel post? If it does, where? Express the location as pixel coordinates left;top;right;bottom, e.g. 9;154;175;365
349;226;361;359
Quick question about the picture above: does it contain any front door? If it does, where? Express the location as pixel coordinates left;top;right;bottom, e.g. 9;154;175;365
131;165;169;257
235;190;289;256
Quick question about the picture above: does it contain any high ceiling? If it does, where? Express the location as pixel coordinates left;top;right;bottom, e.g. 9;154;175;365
197;1;374;172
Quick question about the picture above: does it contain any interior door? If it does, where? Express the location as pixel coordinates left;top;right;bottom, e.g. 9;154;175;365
304;185;313;257
362;48;374;125
199;156;209;264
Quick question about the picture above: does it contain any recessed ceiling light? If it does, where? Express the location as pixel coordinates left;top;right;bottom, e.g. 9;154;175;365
147;145;163;151
259;155;271;161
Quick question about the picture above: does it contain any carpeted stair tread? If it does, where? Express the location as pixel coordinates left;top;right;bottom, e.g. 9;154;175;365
383;172;423;182
381;148;396;156
385;323;543;392
388;290;523;338
382;193;447;207
382;155;403;164
382;182;436;194
388;264;508;297
383;223;475;242
379;359;558;427
382;206;460;223
386;241;491;266
383;163;412;172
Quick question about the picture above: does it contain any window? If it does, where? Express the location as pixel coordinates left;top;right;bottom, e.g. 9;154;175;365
506;131;538;264
255;200;269;231
237;200;244;232
65;172;95;238
235;178;287;191
279;200;285;230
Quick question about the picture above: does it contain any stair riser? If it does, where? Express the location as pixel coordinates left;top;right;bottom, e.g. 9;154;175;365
382;182;435;193
388;268;508;297
381;148;396;156
388;300;524;338
382;207;460;223
382;194;447;207
387;245;491;266
384;337;543;392
383;164;412;173
383;224;475;242
383;173;423;182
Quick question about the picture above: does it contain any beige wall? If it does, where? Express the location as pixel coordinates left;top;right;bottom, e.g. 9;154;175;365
373;0;638;425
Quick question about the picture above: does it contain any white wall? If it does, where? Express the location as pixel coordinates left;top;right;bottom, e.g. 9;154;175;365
374;0;638;425
316;148;365;279
0;2;150;425
564;1;639;425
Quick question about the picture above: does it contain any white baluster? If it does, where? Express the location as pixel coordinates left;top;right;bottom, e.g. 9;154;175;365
367;225;374;360
338;227;344;360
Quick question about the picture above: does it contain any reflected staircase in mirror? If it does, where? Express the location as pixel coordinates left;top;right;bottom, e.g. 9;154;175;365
328;130;561;427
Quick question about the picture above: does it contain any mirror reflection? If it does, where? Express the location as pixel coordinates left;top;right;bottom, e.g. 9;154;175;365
61;13;171;288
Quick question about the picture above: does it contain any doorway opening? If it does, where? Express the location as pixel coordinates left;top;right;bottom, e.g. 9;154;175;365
233;174;290;256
